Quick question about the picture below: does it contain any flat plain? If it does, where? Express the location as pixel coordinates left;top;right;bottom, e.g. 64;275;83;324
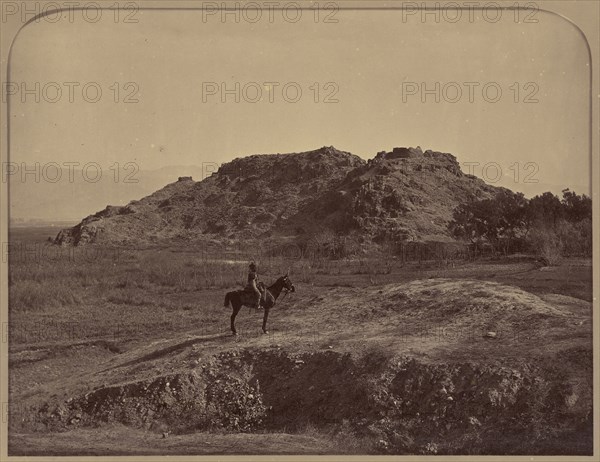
7;227;593;455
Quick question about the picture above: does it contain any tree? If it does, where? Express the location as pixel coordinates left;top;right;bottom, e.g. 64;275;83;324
527;192;563;229
561;189;592;222
448;190;528;253
448;200;487;244
449;188;592;259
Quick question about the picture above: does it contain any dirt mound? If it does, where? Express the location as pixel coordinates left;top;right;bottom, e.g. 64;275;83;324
21;348;592;455
376;279;570;321
54;146;502;246
313;279;579;346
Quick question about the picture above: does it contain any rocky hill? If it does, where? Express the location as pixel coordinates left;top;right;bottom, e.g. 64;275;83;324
54;146;501;246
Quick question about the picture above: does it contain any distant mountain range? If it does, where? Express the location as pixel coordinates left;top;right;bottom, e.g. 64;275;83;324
53;146;504;246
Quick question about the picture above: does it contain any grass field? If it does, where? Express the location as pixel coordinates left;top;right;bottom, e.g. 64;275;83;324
6;227;594;455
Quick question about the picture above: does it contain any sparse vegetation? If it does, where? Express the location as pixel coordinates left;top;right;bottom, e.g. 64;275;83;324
9;279;82;312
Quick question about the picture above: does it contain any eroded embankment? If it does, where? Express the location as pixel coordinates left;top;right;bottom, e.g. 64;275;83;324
14;348;593;455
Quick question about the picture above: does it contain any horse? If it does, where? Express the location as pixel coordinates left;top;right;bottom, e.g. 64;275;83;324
224;273;295;335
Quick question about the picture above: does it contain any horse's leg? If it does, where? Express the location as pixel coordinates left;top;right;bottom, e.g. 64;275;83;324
262;307;270;334
231;302;242;335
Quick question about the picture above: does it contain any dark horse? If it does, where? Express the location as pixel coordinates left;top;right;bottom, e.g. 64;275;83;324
224;273;295;335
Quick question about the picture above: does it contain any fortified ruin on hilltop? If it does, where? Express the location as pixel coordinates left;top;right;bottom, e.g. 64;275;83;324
54;146;500;246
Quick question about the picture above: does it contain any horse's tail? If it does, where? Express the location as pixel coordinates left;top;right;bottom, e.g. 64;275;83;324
224;291;232;307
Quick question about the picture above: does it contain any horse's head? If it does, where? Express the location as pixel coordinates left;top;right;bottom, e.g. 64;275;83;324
281;273;295;293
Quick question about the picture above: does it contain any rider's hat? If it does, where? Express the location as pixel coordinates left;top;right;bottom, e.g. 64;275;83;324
249;261;257;270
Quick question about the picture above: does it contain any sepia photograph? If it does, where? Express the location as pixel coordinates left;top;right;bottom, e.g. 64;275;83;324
1;1;598;458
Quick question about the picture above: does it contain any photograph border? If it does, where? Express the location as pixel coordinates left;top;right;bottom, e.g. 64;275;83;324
1;1;598;460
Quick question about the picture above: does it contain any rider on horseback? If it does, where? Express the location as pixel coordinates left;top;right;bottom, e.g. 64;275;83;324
246;262;264;309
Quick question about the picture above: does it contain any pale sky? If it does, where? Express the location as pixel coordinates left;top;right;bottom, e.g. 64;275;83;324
7;5;592;197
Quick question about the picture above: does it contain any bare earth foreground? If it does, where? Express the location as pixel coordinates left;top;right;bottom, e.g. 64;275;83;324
8;241;593;455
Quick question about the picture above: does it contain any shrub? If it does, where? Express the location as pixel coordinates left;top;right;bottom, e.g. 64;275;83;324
9;280;81;312
556;218;592;257
528;227;563;265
